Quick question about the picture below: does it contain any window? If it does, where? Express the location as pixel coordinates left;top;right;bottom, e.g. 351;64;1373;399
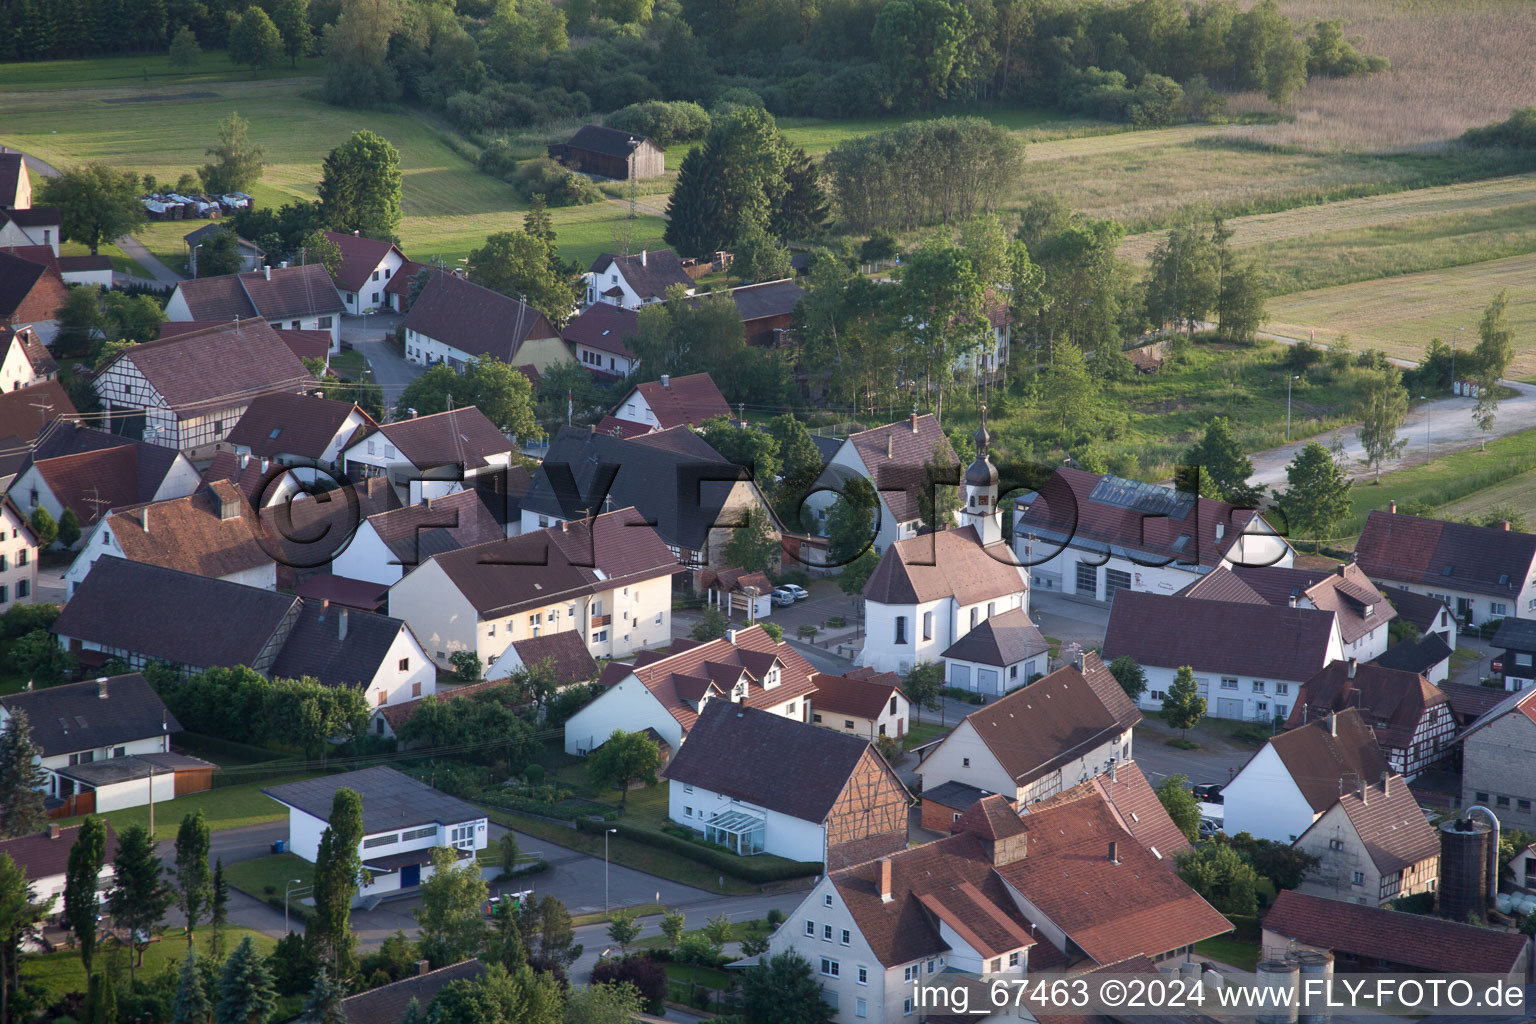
805;920;816;936
922;611;933;640
16;551;24;566
373;270;380;281
855;998;868;1018
1329;839;1344;851
813;713;823;723
989;958;1001;973
0;556;7;572
398;658;410;672
1220;677;1238;690
15;580;27;599
962;757;970;767
1520;653;1535;668
530;613;542;627
1476;792;1490;802
0;584;7;603
348;293;355;303
411;681;422;698
926;960;935;974
1497;795;1511;808
593;630;607;642
822;924;832;941
1256;701;1268;714
362;832;400;849
895;617;907;644
903;966;916;983
857;967;868;985
845;719;855;730
1009;952;1020;967
214;419;222;434
1276;682;1289;695
319;316;333;329
402;826;436;841
1520;799;1532;812
823;893;832;907
889;696;898;714
684;806;693;817
112;746;126;758
1352;871;1365;886
385;445;396;459
1493;602;1509;616
820;958;839;978
450;824;476;847
367;440;377;455
371;292;379;304
1252;680;1265;693
841;929;850;946
1010;664;1018;679
43;229;50;244
903;997;914;1016
787;702;796;715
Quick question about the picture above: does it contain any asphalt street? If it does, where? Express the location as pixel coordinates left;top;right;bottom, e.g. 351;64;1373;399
341;312;417;412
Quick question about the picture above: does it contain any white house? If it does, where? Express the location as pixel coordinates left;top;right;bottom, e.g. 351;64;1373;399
1014;467;1294;603
808;669;909;742
595;372;731;438
331;488;508;587
1356;506;1536;626
222;392;377;478
325;230;408;315
0;823;118;922
0;209;60;255
564;624;817;756
1181;563;1396;664
483;629;599;685
660;702;910;867
340;406;518;505
584;249;694;309
0;153;35;210
1222;708;1390;843
1103;589;1345;722
264;766;487;898
917;652;1140;807
1292;774;1440;907
0;674;214;814
940;606;1050;695
401;271;568;374
165;264;344;351
562;302;639;378
0;326;55;392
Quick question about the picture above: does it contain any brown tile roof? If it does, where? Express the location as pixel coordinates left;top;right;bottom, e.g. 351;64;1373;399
201;450;284;504
402;271;558;361
0;250;67;322
0;674;178;757
561;302;638;357
269;601;416;689
104;319;313;409
1103;590;1339;682
377;678;519;732
58;255;113;274
365;488;506;566
810;671;906;720
699;567;772;595
13;325;56;378
592;415;653;439
324;230;407;292
357;407;512;471
0;824;119;883
424;506;681;618
940;607;1050;666
863;526;1028;606
178;264;344;322
589;249;692;301
258;477;397;572
0;245;60;278
1019;468;1282;569
845;414;956;524
1032;760;1192;860
661;702;904;824
1287;662;1449;751
385;261;429;298
1262;708;1391;814
997;794;1231;965
626;373;730;430
620;624;818;733
294;573;389;612
1457;686;1536;744
1263;889;1531;974
952;793;1027;841
33;445;181;525
1232;563;1395;643
170;274;256;320
0;378;74;444
274;328;332;363
943;652;1140;787
1440;682;1511;727
1177;566;1269;604
1356;509;1536;600
101;481;271;580
1302;778;1439;875
225;392;375;462
500;629;599;685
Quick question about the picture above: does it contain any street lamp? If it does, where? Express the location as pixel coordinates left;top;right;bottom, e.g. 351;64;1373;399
1286;375;1301;441
283;878;303;934
604;828;618;917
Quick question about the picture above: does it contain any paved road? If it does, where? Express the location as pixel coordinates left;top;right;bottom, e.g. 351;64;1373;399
342;312;417;414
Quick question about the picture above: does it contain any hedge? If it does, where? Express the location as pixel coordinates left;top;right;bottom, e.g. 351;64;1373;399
492;859;551;882
576;818;821;884
174;731;301;763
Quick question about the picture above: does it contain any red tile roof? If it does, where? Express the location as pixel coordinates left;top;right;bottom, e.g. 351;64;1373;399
105;319;312;409
385;261;430;297
0;824;119;882
864;526;1027;605
0;245;60;277
1300;777;1439;875
1356;509;1536;600
561;302;638;357
845;414;955;524
234;263;346;320
940;606;1050;667
1286;661;1449;752
274;328;332;363
33;445;170;525
1263;708;1390;814
294;573;389;612
1232;563;1395;644
402;271;558;362
591;415;654;439
624;373;730;430
102;481;272;580
323;230;407;292
225;392;374;462
589;249;692;302
0;378;74;443
1263;889;1530;973
810;671;906;721
952;793;1027;841
1032;760;1192;860
498;630;599;686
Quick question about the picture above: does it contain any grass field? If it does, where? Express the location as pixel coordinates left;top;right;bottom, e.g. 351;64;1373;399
1265;253;1536;378
55;775;313;840
0;50;326;90
223;852;314;901
59;239;150;278
21;927;278;1003
1433;468;1536;524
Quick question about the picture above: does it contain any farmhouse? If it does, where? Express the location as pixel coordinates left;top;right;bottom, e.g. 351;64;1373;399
1285;660;1454;780
0;209;60;255
1208;562;1397;663
596;372;730;438
1458;687;1536;832
584;249;693;309
401;271;564;371
1291;774;1439;907
550;125;665;181
183;223;263;275
324;230;409;314
222;391;378;477
166;264;345;351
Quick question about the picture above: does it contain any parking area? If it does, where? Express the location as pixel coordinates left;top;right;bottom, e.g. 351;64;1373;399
1030;591;1111;649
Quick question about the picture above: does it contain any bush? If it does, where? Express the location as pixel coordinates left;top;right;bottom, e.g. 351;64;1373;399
1463;107;1536;150
591;956;668;1015
478;137;521;180
511;157;604;206
605;100;712;147
575;818;821;883
173;731;301;763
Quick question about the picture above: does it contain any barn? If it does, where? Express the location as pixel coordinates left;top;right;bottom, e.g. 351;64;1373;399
549;125;665;181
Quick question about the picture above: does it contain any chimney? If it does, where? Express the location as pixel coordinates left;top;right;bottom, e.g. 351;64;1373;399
879;857;893;903
560;519;568;533
1336;562;1347;577
726;628;738;645
1502;520;1512;531
1381;771;1391;797
1347;657;1357;680
1288;594;1297;609
279;260;289;269
909;412;918;433
259;457;269;475
263;265;271;280
886;434;893;459
1073;650;1085;673
1389;499;1397;514
588;423;595;436
354;230;361;237
321;598;330;615
407;408;418;419
96;677;108;699
1327;710;1337;737
1358;778;1367;804
139;506;150;533
416;959;430;976
660;374;670;388
1215;522;1224;540
48;824;60;840
1108;760;1118;782
641;249;647;267
1108;840;1119;864
339;607;349;642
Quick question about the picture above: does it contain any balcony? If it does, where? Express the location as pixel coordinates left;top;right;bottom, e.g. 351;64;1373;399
591;614;611;627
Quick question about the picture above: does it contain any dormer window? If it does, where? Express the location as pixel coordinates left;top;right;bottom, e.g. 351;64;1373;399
1365;603;1374;617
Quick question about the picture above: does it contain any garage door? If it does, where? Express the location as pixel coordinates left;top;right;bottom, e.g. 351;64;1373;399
1216;697;1244;720
1104;568;1132;604
1075;562;1098;600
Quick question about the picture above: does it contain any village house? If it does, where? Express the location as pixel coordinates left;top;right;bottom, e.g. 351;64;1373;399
222;392;378;478
1262;889;1532;980
0;154;34;211
940;606;1051;694
0;325;56;392
765;783;1230;1022
722;279;804;348
54;559;434;707
264;766;486;898
323;230;409;315
93;319;314;459
65;480;277;595
1355;505;1536;626
331;487;511;587
3;244;113;290
1103;589;1344;722
9;422;202;542
1459;687;1536;832
1286;660;1455;780
1381;585;1459;647
387;506;680;669
1029;760;1195;861
1014;468;1293;603
698;567;774;622
562;302;639;378
805;413;958;556
584;248;694;309
1377;584;1457;683
596;372;730;438
166;264;345;351
1292;773;1440;907
564;624;816;756
662;702;910;868
918;652;1140;809
0;376;75;484
808;669;909;742
0;497;38;611
1511;843;1536;894
1222;708;1391;843
0;209;60;257
0;674;213;815
0;250;68;343
183;223;264;275
520;424;778;569
341;406;519;505
401;271;566;373
551;125;665;180
1190;562;1396;663
0;824;118;921
1492;618;1536;691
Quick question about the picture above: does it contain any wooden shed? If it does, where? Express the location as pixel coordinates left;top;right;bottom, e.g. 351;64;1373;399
549;125;665;181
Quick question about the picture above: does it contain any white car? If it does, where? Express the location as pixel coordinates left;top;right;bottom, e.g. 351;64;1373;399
780;584;810;601
771;588;797;607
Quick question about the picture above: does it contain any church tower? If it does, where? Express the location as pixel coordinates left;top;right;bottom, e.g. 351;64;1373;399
961;405;1003;547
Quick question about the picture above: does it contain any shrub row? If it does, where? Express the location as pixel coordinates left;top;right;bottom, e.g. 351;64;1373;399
174;730;300;764
576;818;821;884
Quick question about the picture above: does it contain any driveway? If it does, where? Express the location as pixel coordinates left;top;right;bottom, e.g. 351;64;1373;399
1029;592;1111;649
342;312;417;414
1131;716;1257;792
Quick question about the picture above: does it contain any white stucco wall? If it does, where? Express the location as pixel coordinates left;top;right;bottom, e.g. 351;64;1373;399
1222;744;1321;842
92;772;177;813
669;779;827;863
917;720;1016;800
339;250;405;315
366;627;437;709
564;677;681;756
330;521;404;586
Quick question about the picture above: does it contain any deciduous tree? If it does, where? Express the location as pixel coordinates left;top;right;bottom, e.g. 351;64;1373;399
1473;289;1515;383
824;476;879;566
62;816;107;979
228;6;284;69
721;505;779;576
739;950;826;1024
318;130;402;240
1108;655;1147;702
309;788;362;980
298;229;343;279
0;852;45;1024
903;662;943;722
197;227;243;278
1273;441;1352;550
467;230;578;327
267;0;311;66
605;909;639;955
1155;772;1201;843
415;847;488;968
175;810;213;946
169;25;200;66
201;113;266;196
586;729;660;802
1160;666;1206;741
39;163;143;255
1180;416;1258;505
1358;365;1409;481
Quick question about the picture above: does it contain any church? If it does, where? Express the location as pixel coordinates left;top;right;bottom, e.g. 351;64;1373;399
856;410;1032;677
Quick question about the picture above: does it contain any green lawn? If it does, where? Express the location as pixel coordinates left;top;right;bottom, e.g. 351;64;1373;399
329;347;367;380
1194;934;1260;973
222;852;314;901
777;106;1062;157
59;239;150;278
0;51;326;91
21;927;277;1003
55;775;316;840
902;720;951;751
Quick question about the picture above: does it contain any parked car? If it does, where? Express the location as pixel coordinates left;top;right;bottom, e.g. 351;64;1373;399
484;890;534;917
771;588;797;607
1191;783;1224;804
1198;817;1222;839
781;584;809;601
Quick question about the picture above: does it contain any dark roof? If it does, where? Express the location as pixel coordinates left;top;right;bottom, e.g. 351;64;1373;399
30;443;188;526
182;223;261;252
264;766;482;834
169;274;255;320
402;272;557;362
1261;708;1390;814
623;373;730;430
1231;563;1395;643
1492;617;1536;652
500;630;598;685
1373;632;1454;676
0;379;75;448
810;433;841;466
225;393;374;461
174;264;343;321
293;573;390;612
0;207;58;228
273;328;332;363
0;675;178;757
0;823;119;881
863;526;1027;606
366;488;507;566
356;407;512;471
724;279;804;321
1263;889;1531;974
923;779;1007;812
0;250;62;319
269;602;415;689
52;559;298;671
1457;686;1536;744
662;703;898;824
422;506;680;618
589;250;692;302
561;302;638;358
940;607;1049;666
1019;467;1282;569
941;652;1140;786
0;154;22;207
520;424;738;552
1303;778;1440;874
103;319;312;409
810;671;906;720
341;961;485;1024
565;124;656;158
201;449;284;504
324;231;407;292
385;261;430;297
1356;510;1536;599
843;414;956;525
1440;682;1512;726
1379;585;1453;634
1103;590;1338;682
57;255;113;273
3;322;57;376
1286;662;1449;751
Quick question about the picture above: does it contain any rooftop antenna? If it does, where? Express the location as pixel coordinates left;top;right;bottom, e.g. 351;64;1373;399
82;486;111;522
